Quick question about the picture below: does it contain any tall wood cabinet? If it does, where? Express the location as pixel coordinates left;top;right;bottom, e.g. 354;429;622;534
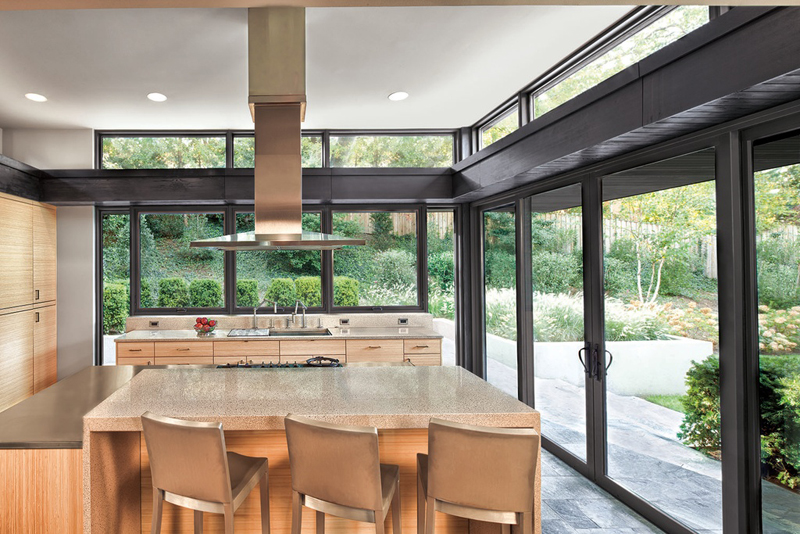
0;192;57;412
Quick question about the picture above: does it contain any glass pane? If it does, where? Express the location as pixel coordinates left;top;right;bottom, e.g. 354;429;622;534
101;136;226;169
235;212;322;308
329;135;453;168
139;212;226;309
484;208;517;397
233;136;323;169
102;213;130;364
531;184;586;460
428;210;456;366
753;132;800;534
534;6;709;118
603;149;721;532
481;108;519;149
332;212;418;307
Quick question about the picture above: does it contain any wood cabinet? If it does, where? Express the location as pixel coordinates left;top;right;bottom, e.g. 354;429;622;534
0;193;33;311
213;340;279;359
33;204;57;304
346;339;404;363
402;338;441;366
33;304;58;393
0;310;35;412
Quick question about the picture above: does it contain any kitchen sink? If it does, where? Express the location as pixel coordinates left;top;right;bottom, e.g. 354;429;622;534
268;328;332;337
227;328;272;337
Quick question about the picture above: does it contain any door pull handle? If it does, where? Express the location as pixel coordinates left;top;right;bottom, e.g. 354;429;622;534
604;350;614;371
578;346;590;376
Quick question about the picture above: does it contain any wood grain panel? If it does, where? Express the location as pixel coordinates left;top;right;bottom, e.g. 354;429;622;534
0;448;83;534
117;342;155;358
34;304;58;393
155;341;214;358
214;340;280;358
117;357;155;366
33;203;57;304
403;339;442;355
140;429;468;534
156;356;214;365
0;195;33;310
346;340;404;363
0;310;34;412
280;339;345;356
89;431;141;534
403;354;441;367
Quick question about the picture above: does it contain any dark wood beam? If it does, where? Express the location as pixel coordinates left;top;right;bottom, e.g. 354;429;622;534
0;154;45;201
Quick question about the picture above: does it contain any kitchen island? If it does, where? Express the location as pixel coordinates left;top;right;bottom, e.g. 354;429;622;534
83;365;540;534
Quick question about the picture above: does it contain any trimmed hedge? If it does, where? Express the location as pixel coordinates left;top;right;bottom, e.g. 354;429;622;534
141;278;154;308
266;278;297;307
158;278;189;308
333;276;359;307
295;277;322;307
189;279;223;308
103;283;129;334
237;279;259;308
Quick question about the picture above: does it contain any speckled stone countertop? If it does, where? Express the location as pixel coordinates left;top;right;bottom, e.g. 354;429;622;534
83;366;538;432
114;326;442;342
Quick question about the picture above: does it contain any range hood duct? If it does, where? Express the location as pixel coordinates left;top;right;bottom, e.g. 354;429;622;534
191;7;364;251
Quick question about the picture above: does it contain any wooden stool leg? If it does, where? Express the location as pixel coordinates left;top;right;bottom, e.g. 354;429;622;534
194;510;203;534
425;497;435;534
501;524;511;534
151;489;163;534
392;480;402;534
291;491;303;534
316;511;325;534
375;511;386;534
521;511;533;534
223;503;235;534
260;472;270;534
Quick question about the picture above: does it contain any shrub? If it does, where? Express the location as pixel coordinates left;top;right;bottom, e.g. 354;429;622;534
428;250;455;291
158;278;189;308
678;356;720;454
758;262;800;310
237;279;259;308
531;251;580;294
428;287;455;320
360;284;417;307
603;256;636;296
334;277;359;306
372;249;416;288
189;279;222;308
485;250;515;289
140;278;154;308
294;277;322;307
758;305;800;353
266;278;297;307
103;283;129;334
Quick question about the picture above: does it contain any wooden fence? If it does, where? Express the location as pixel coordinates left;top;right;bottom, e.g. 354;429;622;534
336;212;454;238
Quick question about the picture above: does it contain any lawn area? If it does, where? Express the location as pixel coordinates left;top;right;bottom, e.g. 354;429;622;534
641;394;686;413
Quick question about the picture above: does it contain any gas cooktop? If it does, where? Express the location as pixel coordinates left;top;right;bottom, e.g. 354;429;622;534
216;356;342;369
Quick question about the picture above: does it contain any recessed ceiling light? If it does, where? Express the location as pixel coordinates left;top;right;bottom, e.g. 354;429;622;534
25;93;47;102
388;91;409;102
147;92;167;102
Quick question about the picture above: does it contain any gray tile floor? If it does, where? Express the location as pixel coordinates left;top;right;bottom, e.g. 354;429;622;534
542;450;663;533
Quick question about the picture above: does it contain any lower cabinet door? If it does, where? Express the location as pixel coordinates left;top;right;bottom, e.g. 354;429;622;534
346;340;404;362
117;357;154;366
34;304;57;393
0;310;34;411
157;356;214;365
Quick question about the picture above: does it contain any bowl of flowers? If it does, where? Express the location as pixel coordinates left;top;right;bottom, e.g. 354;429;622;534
194;317;217;336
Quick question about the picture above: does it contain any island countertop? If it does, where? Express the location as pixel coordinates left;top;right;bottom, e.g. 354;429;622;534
83;366;538;432
114;326;443;342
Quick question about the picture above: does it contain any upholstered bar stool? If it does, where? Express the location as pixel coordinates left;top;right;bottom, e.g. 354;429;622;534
141;412;271;534
284;414;401;534
417;418;539;534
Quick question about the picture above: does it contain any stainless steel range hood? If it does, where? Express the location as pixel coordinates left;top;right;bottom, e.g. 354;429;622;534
191;7;364;252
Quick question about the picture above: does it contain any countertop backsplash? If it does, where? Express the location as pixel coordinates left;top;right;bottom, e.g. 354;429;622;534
125;312;434;332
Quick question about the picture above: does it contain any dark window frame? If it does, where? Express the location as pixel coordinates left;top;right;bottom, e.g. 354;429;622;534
327;130;458;169
476;102;521;150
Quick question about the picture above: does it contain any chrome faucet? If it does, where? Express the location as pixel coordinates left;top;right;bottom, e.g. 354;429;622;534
294;300;308;328
253;298;277;329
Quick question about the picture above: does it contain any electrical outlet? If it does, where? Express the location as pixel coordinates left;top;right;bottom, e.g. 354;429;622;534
398;318;408;325
149;321;159;328
340;318;350;325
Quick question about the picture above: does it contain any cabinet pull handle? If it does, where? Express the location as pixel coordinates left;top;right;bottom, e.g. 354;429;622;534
414;345;429;349
35;312;40;323
177;348;190;351
129;349;142;352
368;345;381;349
35;290;40;300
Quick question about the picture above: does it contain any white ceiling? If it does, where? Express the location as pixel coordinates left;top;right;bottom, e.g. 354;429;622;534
0;6;631;131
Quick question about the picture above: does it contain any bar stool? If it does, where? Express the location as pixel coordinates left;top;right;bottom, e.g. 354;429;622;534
284;414;401;534
417;418;539;534
141;412;271;534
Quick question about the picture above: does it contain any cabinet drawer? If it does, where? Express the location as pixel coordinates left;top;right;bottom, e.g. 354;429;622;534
346;340;403;362
117;357;154;366
404;354;441;366
280;340;345;356
214;340;279;358
157;356;214;365
155;342;214;358
117;342;155;358
403;339;441;354
215;356;280;366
